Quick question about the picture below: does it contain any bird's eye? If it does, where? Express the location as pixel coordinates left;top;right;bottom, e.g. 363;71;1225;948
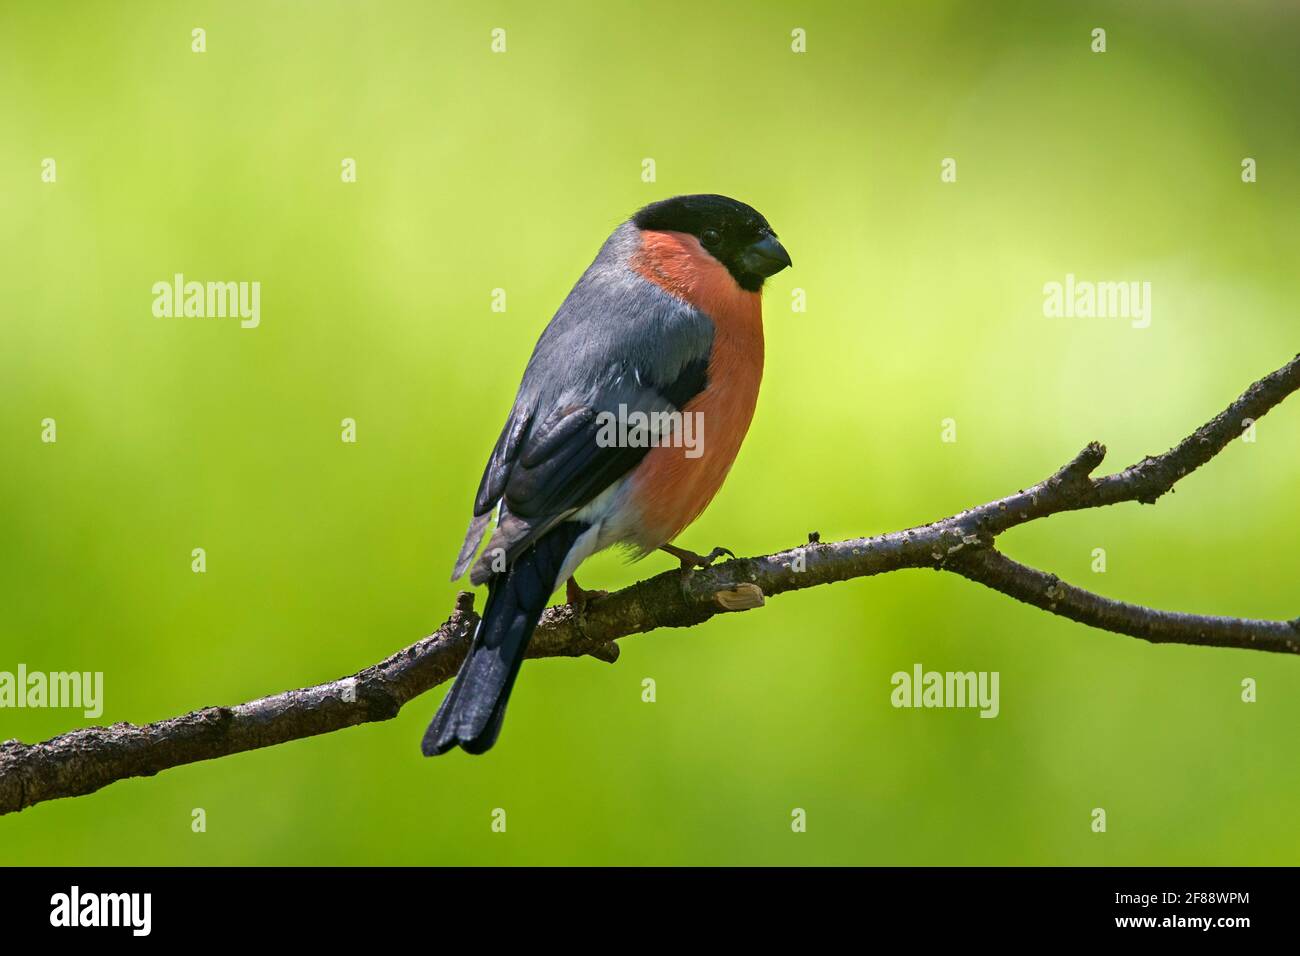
701;228;720;247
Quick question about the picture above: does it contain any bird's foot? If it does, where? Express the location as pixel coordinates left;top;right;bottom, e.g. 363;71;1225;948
566;576;608;613
659;543;735;571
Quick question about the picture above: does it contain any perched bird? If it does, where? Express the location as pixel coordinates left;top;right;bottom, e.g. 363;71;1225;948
423;194;791;756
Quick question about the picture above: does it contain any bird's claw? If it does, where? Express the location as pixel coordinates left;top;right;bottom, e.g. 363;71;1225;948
661;543;736;571
697;546;736;568
566;576;608;614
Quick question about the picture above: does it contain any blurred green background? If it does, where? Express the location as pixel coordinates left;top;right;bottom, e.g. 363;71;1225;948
2;0;1298;865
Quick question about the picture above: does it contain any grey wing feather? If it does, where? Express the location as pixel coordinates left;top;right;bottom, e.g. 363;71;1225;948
450;403;532;581
451;512;493;582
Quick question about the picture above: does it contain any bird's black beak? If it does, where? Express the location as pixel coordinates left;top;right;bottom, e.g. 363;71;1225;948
739;233;792;278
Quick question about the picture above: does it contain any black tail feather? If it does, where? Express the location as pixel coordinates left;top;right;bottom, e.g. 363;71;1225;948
422;523;585;756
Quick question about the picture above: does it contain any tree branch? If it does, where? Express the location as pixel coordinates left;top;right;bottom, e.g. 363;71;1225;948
3;354;1297;816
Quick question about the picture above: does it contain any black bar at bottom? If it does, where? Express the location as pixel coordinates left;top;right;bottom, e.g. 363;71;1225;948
0;866;1283;940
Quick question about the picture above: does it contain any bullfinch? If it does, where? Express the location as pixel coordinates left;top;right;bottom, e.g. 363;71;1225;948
422;194;791;756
